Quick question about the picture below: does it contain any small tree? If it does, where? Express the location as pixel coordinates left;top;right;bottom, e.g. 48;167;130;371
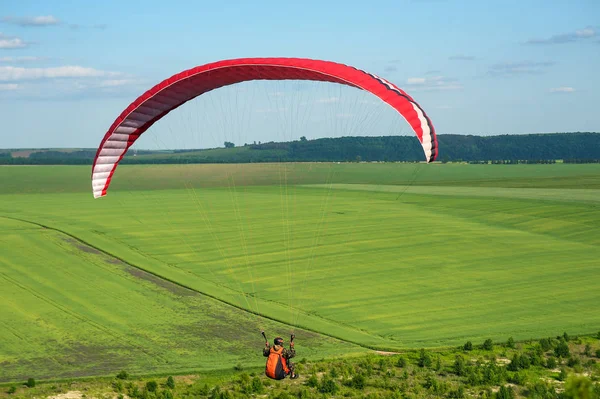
453;355;466;376
482;339;493;350
463;341;473;351
539;338;552;352
396;356;407;368
506;337;515;349
25;378;35;388
319;376;339;394
555;341;570;358
418;348;432;368
224;141;235;148
300;136;307;142
251;377;264;394
564;375;595;399
146;380;158;392
496;385;515;399
166;376;175;389
116;370;129;380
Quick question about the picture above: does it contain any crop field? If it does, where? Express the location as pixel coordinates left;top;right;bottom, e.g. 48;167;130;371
1;163;599;383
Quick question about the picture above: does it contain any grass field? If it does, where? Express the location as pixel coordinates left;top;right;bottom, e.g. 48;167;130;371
1;163;599;383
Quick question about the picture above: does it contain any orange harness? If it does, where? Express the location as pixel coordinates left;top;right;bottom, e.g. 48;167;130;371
265;346;290;380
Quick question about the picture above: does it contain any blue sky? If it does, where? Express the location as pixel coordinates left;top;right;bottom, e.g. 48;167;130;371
0;0;598;149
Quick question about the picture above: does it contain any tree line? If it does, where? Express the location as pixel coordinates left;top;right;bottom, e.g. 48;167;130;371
2;132;599;165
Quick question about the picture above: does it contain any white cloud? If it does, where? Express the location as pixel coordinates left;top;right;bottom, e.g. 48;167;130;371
449;55;476;61
316;96;339;103
99;79;133;87
0;56;45;63
0;32;27;49
405;76;462;91
526;27;596;44
0;83;18;90
549;86;575;93
488;61;554;76
0;65;119;81
1;15;60;27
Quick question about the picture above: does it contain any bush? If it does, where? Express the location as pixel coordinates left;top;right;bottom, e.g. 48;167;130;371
566;357;580;367
319;377;339;394
448;385;465;398
463;341;473;351
418;348;432;368
25;378;35;388
482;339;493;350
7;386;16;394
555;341;570;358
507;337;515;349
350;374;366;390
496;385;515;399
146;380;158;392
564;374;595;399
166;376;175;389
396;356;407;368
250;376;263;394
596;349;600;358
546;357;557;369
305;374;318;388
558;368;568;382
453;355;466;376
112;380;124;392
539;338;552;352
583;344;592;356
116;370;129;380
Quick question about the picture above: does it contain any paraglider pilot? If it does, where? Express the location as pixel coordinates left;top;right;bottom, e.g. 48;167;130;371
262;332;298;380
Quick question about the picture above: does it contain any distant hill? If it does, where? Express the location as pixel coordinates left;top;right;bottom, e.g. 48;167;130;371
2;132;599;164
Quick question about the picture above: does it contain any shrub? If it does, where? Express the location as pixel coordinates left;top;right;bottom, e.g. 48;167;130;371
396;356;407;368
305;374;318;388
25;378;35;388
116;370;129;380
583;344;592;356
453;355;466;376
564;374;594;399
146;380;158;392
7;386;16;394
319;377;339;394
546;357;557;369
350;373;366;389
112;380;124;392
558;368;568;382
507;337;515;349
496;385;515;399
555;341;570;358
482;339;493;350
166;376;175;389
539;338;552;352
418;348;432;368
596;349;600;358
463;341;473;351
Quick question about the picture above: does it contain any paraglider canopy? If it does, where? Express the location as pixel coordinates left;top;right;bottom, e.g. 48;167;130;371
92;57;437;198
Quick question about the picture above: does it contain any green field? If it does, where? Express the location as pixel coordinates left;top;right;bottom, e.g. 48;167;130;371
1;163;599;383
